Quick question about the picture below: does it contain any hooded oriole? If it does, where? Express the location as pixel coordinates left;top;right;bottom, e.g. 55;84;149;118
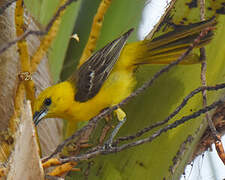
33;19;215;145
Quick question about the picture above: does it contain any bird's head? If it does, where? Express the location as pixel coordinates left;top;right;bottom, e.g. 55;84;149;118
33;81;75;126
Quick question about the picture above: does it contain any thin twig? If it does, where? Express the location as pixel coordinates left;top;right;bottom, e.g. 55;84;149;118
45;0;78;32
0;0;17;15
199;0;206;21
116;83;225;143
59;97;224;163
41;107;115;162
45;175;63;180
199;0;219;140
0;0;77;55
0;30;45;55
41;26;215;163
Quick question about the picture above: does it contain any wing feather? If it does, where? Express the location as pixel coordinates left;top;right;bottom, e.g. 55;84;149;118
74;29;134;102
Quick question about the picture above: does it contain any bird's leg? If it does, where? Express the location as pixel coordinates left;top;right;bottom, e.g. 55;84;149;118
104;108;127;148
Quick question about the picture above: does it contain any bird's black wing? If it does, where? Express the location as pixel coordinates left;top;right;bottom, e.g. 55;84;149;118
74;28;134;102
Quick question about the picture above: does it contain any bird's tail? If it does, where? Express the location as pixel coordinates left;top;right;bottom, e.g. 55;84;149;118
122;18;216;67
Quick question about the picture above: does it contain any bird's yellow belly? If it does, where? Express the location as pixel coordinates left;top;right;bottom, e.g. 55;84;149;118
70;70;136;122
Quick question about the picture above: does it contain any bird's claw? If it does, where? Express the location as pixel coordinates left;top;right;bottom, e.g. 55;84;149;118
103;139;113;150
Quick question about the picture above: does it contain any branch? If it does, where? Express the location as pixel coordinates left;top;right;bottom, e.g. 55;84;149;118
199;0;219;141
0;30;45;55
116;83;225;143
59;97;225;163
0;0;78;55
45;175;63;180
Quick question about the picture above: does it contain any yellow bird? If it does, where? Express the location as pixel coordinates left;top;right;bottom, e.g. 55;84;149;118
33;19;215;146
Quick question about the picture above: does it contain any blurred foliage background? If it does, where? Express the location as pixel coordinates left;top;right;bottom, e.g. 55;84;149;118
24;0;225;179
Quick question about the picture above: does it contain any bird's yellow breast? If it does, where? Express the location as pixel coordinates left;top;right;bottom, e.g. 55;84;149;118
69;69;136;122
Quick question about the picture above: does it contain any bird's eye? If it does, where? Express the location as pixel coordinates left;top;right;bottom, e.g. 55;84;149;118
33;111;39;118
44;98;52;106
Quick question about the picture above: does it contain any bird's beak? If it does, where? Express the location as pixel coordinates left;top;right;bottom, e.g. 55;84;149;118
33;108;48;126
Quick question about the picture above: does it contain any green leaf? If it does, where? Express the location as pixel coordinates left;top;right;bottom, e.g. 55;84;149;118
48;1;81;82
60;0;102;80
